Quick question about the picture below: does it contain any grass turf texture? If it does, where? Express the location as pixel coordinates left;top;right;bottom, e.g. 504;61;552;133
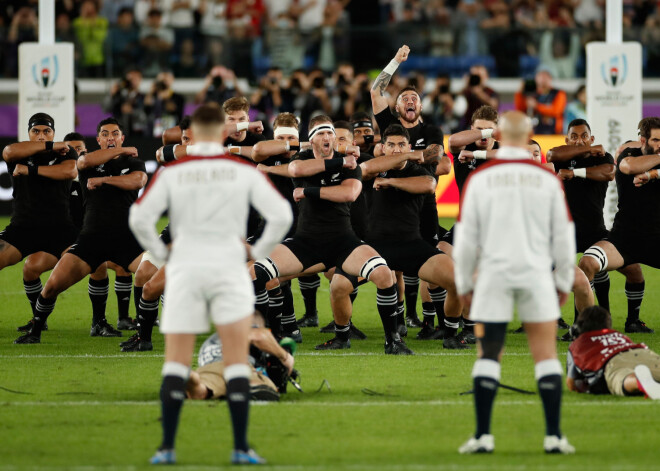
0;216;658;471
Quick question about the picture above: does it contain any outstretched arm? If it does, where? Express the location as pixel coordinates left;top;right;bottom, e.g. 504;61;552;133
370;45;409;115
373;176;436;194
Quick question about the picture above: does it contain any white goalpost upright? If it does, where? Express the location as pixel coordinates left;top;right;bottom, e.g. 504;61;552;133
17;0;76;141
587;0;643;229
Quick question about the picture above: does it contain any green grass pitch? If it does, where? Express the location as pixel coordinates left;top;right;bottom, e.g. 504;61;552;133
0;216;659;470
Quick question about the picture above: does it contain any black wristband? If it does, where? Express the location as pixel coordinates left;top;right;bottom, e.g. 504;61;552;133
303;187;321;199
45;141;54;151
162;145;176;163
28;165;39;177
289;144;300;152
324;158;344;172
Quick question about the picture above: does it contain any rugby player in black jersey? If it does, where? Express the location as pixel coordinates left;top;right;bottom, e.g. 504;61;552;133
548;119;646;333
578;117;660;333
14;117;148;344
371;46;449;333
1;114;78;332
250;115;406;354
361;124;466;349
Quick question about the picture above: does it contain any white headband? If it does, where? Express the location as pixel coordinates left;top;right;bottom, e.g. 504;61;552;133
308;123;335;140
274;126;299;138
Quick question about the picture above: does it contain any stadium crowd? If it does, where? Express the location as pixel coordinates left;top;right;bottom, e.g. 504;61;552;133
3;0;660;80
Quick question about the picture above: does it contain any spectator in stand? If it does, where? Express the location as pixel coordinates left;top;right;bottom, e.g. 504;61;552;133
109;8;140;75
461;64;499;130
573;0;604;29
563;84;587;133
134;0;168;24
227;1;261;76
643;9;660;77
426;1;453;57
139;8;175;77
196;65;242;105
291;0;327;58
199;0;229;66
539;29;581;79
162;0;200;44
55;11;76;43
330;63;371;121
454;0;489;56
265;11;304;74
72;0;109;77
623;0;655;27
422;74;466;135
99;0;136;24
514;68;567;134
250;66;295;124
173;38;203;78
105;69;149;136
144;71;186;137
287;68;331;136
5;6;38;76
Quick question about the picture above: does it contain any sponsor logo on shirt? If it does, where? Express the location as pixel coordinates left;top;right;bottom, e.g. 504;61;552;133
49;158;57;166
121;168;130;175
416;138;425;145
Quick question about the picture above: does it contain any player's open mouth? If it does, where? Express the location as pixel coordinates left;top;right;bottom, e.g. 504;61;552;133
108;144;116;148
323;143;331;151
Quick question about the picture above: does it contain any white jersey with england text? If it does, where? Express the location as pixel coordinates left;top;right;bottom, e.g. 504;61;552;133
129;142;293;266
453;146;575;295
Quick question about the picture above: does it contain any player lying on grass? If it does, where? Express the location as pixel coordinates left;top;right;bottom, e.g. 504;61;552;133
189;315;296;402
567;305;660;398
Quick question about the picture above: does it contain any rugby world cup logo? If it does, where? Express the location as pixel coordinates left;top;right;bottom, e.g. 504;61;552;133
601;54;627;88
31;55;59;89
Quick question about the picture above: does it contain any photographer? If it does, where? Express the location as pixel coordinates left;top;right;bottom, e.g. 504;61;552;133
331;63;371;121
422;74;465;135
250;66;295;125
195;65;242;105
567;306;660;398
514;68;567;134
287;68;332;138
144;71;185;138
105;69;148;136
460;65;499;130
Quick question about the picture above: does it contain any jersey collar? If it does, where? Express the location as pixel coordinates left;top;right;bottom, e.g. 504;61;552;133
495;145;532;160
186;142;226;156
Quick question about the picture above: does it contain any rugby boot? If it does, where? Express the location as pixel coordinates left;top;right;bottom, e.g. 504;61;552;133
459;435;494;454
416;324;443;340
625;319;655;333
17;318;47;332
348;322;367;340
456;329;477;344
231;449;267;465
121;337;153;352
281;327;302;343
443;335;471;349
14;331;41;344
117;316;137;331
557;318;570;330
544;436;575;454
319;320;335;333
120;332;140;347
385;336;415;355
296;312;319;328
406;314;424;328
315;336;351;350
90;320;122;337
150;449;176;465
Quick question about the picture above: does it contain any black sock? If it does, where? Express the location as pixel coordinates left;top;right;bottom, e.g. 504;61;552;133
625;281;645;323
349;287;358;304
593;271;610;312
403;275;419;318
225;367;251;452
376;285;398;343
268;287;283;337
133;286;143;324
474;376;499;437
422;301;435;327
23;279;42;316
538;374;563;437
114;275;132;320
335;322;350;341
280;283;297;333
444;317;460;338
396;301;405;327
31;294;56;336
462;316;475;333
88;277;109;325
428;287;446;327
298;274;320;316
138;297;159;342
160;369;188;450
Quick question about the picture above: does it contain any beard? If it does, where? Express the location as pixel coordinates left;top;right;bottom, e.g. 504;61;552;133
399;108;421;124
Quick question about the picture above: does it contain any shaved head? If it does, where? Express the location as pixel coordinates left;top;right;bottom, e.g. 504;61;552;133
498;111;533;147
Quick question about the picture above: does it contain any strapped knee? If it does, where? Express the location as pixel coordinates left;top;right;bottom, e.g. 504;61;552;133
359;256;388;280
583;246;608;273
254;257;279;284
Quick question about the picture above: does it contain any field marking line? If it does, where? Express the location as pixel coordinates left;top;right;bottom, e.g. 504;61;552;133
0;352;530;359
0;399;656;408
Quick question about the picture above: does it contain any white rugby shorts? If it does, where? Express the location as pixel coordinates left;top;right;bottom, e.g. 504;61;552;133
140;250;164;270
159;263;255;333
469;273;560;323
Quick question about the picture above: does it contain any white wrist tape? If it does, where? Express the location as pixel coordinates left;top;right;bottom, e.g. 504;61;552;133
237;122;249;132
473;150;487;159
573;167;587;178
229;146;241;155
285;141;290;152
383;59;400;75
481;129;494;139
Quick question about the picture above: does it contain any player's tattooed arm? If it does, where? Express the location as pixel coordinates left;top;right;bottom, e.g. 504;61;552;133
371;45;409;115
422;144;442;163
